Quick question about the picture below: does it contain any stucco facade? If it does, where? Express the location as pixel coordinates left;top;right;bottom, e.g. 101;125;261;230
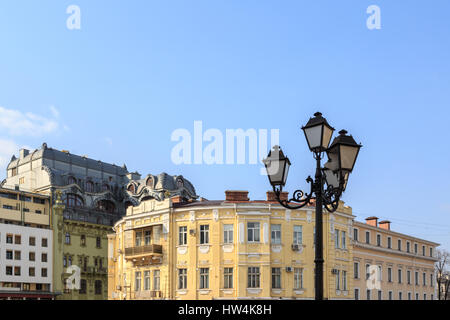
108;190;356;300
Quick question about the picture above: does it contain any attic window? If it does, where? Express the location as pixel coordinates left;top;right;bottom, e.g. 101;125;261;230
128;184;135;194
146;177;153;188
176;178;184;188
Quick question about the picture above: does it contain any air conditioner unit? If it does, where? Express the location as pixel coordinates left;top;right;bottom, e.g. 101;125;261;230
331;269;338;275
189;229;196;236
292;244;300;251
286;267;293;273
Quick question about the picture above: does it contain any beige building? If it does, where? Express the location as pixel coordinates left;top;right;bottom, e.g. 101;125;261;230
352;217;439;300
108;183;357;300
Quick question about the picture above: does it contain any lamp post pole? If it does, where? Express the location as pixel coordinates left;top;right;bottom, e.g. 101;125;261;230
314;156;324;300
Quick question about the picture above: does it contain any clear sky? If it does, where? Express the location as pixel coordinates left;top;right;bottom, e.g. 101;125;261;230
0;1;449;251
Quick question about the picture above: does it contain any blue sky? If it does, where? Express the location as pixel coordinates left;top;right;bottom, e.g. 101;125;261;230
0;1;449;251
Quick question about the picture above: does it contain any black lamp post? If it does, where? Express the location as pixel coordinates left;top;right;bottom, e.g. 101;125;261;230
263;112;362;300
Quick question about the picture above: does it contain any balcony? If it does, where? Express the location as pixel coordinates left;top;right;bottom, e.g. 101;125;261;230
124;245;163;266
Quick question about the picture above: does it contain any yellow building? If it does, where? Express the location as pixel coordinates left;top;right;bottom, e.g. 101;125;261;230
108;189;356;300
352;217;439;300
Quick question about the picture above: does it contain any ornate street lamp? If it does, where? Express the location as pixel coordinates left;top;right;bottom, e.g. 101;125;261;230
263;112;362;300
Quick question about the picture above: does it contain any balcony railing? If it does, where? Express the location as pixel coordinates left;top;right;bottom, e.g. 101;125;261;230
125;245;163;257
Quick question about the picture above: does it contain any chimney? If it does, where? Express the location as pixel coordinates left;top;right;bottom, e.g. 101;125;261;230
365;216;379;227
266;191;289;202
225;190;249;202
379;220;391;231
171;195;184;204
19;148;29;159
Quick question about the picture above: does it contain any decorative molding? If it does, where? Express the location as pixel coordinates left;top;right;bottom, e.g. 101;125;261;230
177;246;188;255
285;210;291;222
271;245;282;253
222;244;234;253
213;210;219;222
199;245;210;254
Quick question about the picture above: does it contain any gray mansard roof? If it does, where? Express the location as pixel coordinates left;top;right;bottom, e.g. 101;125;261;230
7;142;128;176
126;172;198;203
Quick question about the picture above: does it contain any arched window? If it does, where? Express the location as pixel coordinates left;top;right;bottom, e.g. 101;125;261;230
86;181;94;193
127;184;135;194
68;176;76;185
176;177;184;188
67;194;83;208
146;177;154;188
97;200;115;213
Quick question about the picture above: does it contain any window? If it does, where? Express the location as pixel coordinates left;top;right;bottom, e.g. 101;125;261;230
67;194;83;208
80;235;86;246
65;233;71;245
378;290;382;300
398;269;402;284
15;235;21;245
336;270;341;290
200;225;210;244
353;228;359;241
42;238;48;247
424;293;427;300
63;256;67;267
423;273;426;286
342;231;346;249
223;224;233;244
144;271;151;291
14;266;21;276
354;262;359;279
414;243;418;254
388;268;392;282
398;239;402;251
365;231;370;244
97;200;115;213
365;264;370;280
95;280;102;295
41;253;48;263
342;271;348;291
366;289;371;300
247;222;260;242
41;268;47;277
15;251;21;260
431;294;434;300
294;268;303;290
430;248;433;257
68;256;72;266
86;181;94;193
6;251;13;260
406;241;410;253
272;268;281;289
200;268;209;289
408;292;412;300
68;176;77;185
388;291;393;300
19;195;31;202
179;226;187;245
293;225;302;245
29;267;35;277
415;272;419;285
422;245;426;256
377;234;381;246
29;252;35;262
29;237;36;246
135;272;141;292
153;270;160;291
387;237;392;249
135;232;142;247
415;293;419;300
6;234;13;244
271;224;281;244
248;267;260;288
179;269;187;290
144;231;151;245
354;288;359;300
6;266;13;275
80;280;87;294
33;197;45;204
399;292;402;300
224;268;233;289
335;229;340;249
96;237;101;248
407;271;411;285
377;265;382;282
